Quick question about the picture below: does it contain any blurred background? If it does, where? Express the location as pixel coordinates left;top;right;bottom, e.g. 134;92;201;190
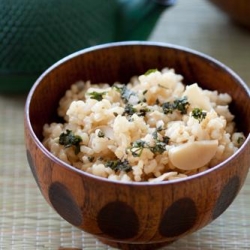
0;0;176;93
0;0;249;249
150;0;250;87
0;0;249;93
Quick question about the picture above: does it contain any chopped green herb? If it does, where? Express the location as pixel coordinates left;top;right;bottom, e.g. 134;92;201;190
97;130;105;138
158;84;168;89
162;96;190;115
149;141;166;154
191;108;207;123
162;102;173;114
129;132;169;157
123;104;137;116
105;159;132;173
142;90;148;95
137;107;150;117
151;128;170;154
152;131;157;140
152;126;165;138
156;126;164;132
87;91;106;101
152;126;164;139
237;136;244;145
162;136;170;144
123;104;150;117
174;96;190;114
113;85;137;103
130;140;147;157
59;129;82;154
88;156;94;162
144;69;158;75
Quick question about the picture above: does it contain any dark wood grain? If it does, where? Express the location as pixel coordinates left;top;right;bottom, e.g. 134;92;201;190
208;0;250;30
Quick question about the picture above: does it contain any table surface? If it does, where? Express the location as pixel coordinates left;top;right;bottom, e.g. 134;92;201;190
0;0;249;249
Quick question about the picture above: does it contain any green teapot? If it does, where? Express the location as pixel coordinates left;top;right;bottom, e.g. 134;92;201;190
0;0;176;93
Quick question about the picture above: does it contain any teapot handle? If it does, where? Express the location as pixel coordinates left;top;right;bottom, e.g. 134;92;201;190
116;0;177;40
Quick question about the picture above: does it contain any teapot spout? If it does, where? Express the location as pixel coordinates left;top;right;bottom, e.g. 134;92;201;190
116;0;177;41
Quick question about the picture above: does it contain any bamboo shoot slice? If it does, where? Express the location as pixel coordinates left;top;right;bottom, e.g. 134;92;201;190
169;140;218;170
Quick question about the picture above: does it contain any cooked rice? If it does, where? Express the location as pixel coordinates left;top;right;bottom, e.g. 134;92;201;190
42;68;245;182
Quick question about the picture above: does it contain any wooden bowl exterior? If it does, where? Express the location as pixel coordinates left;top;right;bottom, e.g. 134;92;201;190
208;0;250;29
24;42;250;248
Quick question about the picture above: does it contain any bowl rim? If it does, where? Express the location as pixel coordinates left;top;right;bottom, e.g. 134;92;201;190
25;41;250;186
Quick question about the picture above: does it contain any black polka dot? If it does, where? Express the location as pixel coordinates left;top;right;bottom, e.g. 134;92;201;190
159;198;197;237
212;175;240;220
97;201;139;239
49;182;83;226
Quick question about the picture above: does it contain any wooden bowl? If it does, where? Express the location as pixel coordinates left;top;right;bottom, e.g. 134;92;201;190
24;42;250;250
207;0;250;29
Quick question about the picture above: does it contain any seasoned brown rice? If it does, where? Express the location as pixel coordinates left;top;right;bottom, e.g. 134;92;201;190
42;68;245;182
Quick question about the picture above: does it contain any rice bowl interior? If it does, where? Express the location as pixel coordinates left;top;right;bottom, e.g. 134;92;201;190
42;68;246;182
